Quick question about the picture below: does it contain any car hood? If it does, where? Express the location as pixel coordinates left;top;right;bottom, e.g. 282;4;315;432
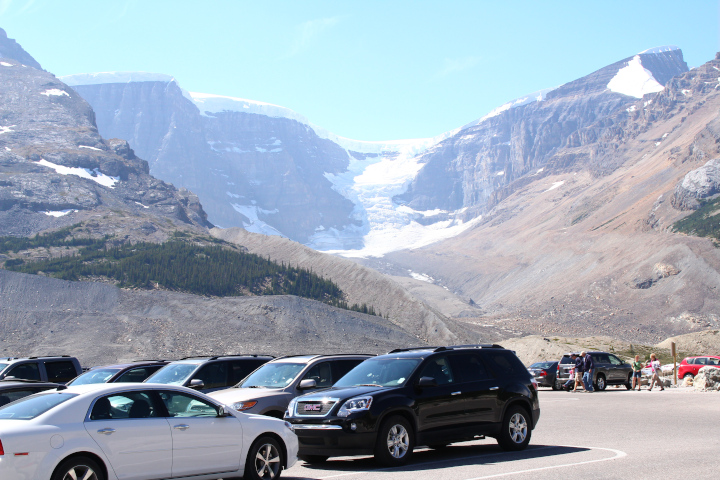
299;385;389;401
209;387;287;403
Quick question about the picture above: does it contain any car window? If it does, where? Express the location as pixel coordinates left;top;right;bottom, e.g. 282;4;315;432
115;366;163;383
159;391;218;418
449;353;491;382
239;363;305;388
708;358;720;366
69;368;121;386
193;362;229;389
331;359;365;383
146;363;198;385
484;351;528;377
696;357;707;365
229;360;265;384
0;389;41;407
0;392;76;420
559;356;575;364
302;362;333;388
685;358;695;365
530;362;554;369
45;361;77;383
91;392;160;420
592;354;610;364
608;355;623;365
419;356;455;385
6;363;41;381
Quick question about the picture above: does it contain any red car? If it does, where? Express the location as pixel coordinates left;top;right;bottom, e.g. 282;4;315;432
677;355;720;379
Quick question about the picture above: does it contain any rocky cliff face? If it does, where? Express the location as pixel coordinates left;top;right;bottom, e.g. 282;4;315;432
0;34;211;238
0;27;42;70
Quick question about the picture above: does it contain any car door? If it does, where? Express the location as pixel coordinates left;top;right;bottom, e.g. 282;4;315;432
4;362;41;381
414;355;466;435
84;391;172;480
607;354;626;383
447;353;498;430
159;389;242;477
694;357;707;376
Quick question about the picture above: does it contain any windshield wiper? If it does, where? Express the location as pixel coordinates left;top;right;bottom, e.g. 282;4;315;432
355;384;383;387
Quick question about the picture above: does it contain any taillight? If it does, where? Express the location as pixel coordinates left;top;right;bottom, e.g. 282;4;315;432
540;371;547;376
0;438;4;456
530;378;538;391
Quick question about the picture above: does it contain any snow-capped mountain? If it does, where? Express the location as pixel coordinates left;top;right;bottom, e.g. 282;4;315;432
62;46;688;257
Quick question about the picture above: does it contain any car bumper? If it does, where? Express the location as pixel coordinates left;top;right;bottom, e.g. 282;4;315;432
292;425;376;456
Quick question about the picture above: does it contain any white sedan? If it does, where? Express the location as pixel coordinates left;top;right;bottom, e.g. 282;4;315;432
0;383;298;480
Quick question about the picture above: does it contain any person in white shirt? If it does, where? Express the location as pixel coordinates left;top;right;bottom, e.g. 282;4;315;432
648;353;665;391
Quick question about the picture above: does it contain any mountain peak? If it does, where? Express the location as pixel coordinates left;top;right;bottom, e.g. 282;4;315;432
0;27;43;70
60;71;176;86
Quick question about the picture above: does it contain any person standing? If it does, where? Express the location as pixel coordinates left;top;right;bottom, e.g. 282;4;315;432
631;354;643;390
573;353;585;392
648;353;665;391
582;351;594;392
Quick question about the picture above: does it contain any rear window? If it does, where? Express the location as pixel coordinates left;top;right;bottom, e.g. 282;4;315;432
45;361;78;383
483;350;529;377
69;368;121;386
0;392;77;420
559;356;575;364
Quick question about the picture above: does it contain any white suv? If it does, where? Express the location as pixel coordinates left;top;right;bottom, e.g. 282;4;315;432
210;354;372;418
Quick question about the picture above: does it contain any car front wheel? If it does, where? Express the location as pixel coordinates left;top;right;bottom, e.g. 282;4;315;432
497;405;531;451
374;415;414;467
52;456;105;480
245;436;284;480
683;373;694;380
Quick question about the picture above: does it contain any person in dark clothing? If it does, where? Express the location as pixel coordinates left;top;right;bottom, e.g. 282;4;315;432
572;353;585;392
581;351;594;392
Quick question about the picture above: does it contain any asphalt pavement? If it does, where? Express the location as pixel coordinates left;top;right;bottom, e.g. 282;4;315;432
282;387;720;480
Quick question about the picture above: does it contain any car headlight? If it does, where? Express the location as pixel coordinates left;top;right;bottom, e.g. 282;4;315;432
337;396;373;417
232;400;258;411
286;397;298;417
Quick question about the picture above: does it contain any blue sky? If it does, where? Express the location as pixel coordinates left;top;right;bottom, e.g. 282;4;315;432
1;1;718;141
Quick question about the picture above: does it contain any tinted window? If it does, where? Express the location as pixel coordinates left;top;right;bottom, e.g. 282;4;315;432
115;366;162;383
7;363;41;381
419;356;455;385
0;392;76;420
45;361;77;383
229;360;265;384
559;356;575;365
334;358;421;388
331;359;365;383
484;351;528;377
159;391;218;418
685;358;695;365
608;355;623;365
696;357;708;365
708;358;720;366
193;362;228;389
302;362;333;388
593;354;610;364
146;364;198;385
239;363;305;388
91;392;159;420
450;353;492;382
530;362;555;369
0;389;42;407
69;368;121;386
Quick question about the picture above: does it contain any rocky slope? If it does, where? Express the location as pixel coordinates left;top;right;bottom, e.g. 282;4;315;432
382;54;720;345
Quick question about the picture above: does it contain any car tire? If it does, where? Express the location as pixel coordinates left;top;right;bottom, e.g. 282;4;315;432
683;373;694;380
51;456;105;480
595;374;607;391
551;383;559;391
374;415;414;467
244;436;284;480
497;405;531;451
299;455;329;464
625;373;633;390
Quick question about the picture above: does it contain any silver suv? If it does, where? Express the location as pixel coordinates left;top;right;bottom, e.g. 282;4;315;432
209;354;372;418
555;352;633;391
0;356;82;384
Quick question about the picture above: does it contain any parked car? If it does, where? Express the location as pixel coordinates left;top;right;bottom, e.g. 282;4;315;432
0;383;297;480
0;355;82;384
555;352;633;391
285;344;540;466
210;354;372;418
527;361;558;389
67;360;170;386
677;356;720;379
0;379;62;407
144;355;273;393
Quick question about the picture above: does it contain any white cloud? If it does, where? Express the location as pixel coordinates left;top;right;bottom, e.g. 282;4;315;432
288;17;341;57
433;56;481;80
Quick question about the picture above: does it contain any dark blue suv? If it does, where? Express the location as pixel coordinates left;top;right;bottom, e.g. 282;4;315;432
286;344;540;466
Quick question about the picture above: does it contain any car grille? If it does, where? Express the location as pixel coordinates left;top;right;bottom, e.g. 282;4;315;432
296;400;337;416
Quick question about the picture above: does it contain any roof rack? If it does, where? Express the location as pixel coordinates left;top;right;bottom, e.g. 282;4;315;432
387;347;440;354
0;357;21;361
27;355;72;359
180;354;275;361
131;359;172;363
443;344;505;350
276;353;376;360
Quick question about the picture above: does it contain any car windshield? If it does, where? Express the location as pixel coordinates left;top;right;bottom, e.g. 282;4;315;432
145;364;198;385
333;358;421;388
0;392;77;420
68;368;122;386
238;363;305;388
0;363;8;372
530;362;554;369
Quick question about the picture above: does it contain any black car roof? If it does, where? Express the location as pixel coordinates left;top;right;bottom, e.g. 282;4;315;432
382;344;508;359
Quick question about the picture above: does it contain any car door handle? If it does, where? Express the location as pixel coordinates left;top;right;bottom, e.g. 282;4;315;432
174;424;190;431
451;391;462;395
97;428;115;435
489;387;499;391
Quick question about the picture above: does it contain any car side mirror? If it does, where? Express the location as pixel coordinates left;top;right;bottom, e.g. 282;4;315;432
298;379;317;390
417;377;438;388
217;405;230;417
188;378;205;390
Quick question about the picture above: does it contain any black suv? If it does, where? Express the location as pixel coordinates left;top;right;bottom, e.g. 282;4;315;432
285;345;540;466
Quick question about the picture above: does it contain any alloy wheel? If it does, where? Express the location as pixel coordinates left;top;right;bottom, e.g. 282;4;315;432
386;423;410;458
255;442;281;479
508;412;528;444
62;465;98;480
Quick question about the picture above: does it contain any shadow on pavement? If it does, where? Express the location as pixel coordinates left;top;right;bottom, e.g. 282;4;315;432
289;443;590;478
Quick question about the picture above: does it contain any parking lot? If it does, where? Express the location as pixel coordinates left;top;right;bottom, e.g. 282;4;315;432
282;388;720;479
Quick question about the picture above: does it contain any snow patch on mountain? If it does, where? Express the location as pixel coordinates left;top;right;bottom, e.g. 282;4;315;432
230;203;285;237
638;45;680;55
607;55;664;98
37;159;119;188
461;87;557;129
